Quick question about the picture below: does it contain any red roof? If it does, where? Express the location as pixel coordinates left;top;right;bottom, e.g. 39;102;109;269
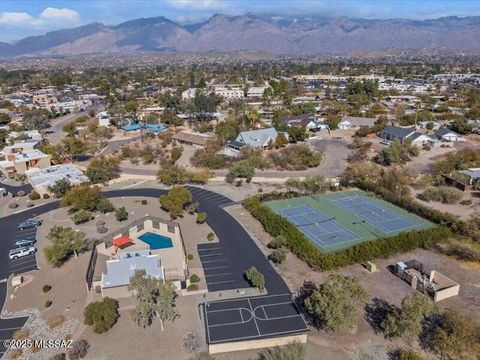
112;236;133;248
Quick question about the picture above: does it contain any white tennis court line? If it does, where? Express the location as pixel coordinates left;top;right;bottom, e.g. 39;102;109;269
207;327;310;344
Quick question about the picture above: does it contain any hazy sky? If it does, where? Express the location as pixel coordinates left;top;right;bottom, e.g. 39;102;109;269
1;0;480;42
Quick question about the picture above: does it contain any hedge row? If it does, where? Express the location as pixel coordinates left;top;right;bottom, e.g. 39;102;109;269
244;196;452;271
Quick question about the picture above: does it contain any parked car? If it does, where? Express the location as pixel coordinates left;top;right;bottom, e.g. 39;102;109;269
9;246;36;260
17;219;41;230
14;237;36;247
380;139;391;145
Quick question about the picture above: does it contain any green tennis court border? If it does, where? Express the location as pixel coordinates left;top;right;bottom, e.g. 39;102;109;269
266;191;433;252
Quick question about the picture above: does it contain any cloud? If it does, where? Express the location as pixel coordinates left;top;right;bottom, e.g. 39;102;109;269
167;0;224;10
40;7;79;21
0;7;79;28
0;12;37;26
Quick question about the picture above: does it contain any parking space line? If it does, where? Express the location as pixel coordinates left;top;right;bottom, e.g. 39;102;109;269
203;266;230;271
205;272;232;278
201;259;227;264
9;264;37;274
197;247;222;252
199;253;224;258
207;279;236;285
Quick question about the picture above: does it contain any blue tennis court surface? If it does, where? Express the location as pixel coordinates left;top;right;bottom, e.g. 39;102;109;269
277;205;360;250
333;196;417;233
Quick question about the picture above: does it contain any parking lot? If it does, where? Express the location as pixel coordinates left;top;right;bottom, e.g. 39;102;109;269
8;226;38;276
198;243;243;292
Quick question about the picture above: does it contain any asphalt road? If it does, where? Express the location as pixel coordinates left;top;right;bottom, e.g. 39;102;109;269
0;186;289;357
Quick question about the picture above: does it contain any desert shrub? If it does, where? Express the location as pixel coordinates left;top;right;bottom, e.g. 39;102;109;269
226;160;255;181
68;339;90;360
269;235;287;249
459;199;472;206
12;329;29;340
268;144;322;170
245;266;265;291
420;186;463;204
115;206;128;221
259;342;306;360
42;284;52;293
71;210;93;224
189;274;200;283
187;253;194;260
182;332;200;353
157;164;212;185
97;198;115;213
196;212;207;224
95;220;106;227
244;196;452;271
48;314;66;329
236;179;243;187
270;249;287;264
8;202;18;209
83;297;119;333
45;300;53;308
141;199;148;205
187;284;199;291
170;147;183;163
48;353;66;360
97;226;108;234
43;193;50;199
207;232;215;241
29;191;41;200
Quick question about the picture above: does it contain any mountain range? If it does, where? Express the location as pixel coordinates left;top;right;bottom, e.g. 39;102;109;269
2;14;480;58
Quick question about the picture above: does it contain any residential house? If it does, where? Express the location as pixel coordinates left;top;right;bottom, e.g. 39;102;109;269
379;126;439;147
338;116;377;130
213;86;244;99
434;128;465;142
247;87;268;98
457;168;480;185
417;121;440;131
7;130;42;144
172;132;213;148
101;250;164;299
232;128;278;149
0;149;50;178
467;119;480;130
97;111;111;127
25;164;89;195
282;115;327;131
181;88;199;100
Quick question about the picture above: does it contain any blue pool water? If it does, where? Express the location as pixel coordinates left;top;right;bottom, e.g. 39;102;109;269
138;232;173;250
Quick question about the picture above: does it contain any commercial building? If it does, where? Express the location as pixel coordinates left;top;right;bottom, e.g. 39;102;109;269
25;164;89;195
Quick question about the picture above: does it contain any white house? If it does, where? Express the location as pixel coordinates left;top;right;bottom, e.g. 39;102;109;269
338;116;377;130
434;128;465;142
25;164;89;194
97;111;111;127
181;88;199;100
247;87;268;98
213;86;244;99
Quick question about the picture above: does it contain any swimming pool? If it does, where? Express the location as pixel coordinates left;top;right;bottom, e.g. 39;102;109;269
138;232;173;250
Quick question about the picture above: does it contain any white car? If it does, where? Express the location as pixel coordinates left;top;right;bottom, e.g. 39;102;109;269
380;139;391;145
9;246;36;260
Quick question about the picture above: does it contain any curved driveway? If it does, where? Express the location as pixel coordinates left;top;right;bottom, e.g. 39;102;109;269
0;186;288;357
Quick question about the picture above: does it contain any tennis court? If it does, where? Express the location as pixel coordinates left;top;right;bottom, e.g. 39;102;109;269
333;195;417;233
266;191;432;252
278;205;360;249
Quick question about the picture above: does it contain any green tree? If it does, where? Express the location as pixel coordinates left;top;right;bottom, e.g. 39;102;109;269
0;113;11;125
115;206;128;221
129;270;179;330
270;249;287;264
83;297;119;333
62;121;77;136
159;186;192;218
48;178;72;198
226;160;255;183
376;139;419;166
259;342;306;360
304;274;367;332
428;309;480;360
60;136;88;161
44;226;86;267
286;126;307;143
61;185;104;211
384;292;433;339
67;339;89;360
22;109;51;130
244;266;265;291
71;210;93;225
86;156;120;184
325;115;340;130
196;212;207;224
450;118;473;135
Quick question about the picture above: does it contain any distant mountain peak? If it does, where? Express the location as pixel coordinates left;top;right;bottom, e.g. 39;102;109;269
1;14;480;58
